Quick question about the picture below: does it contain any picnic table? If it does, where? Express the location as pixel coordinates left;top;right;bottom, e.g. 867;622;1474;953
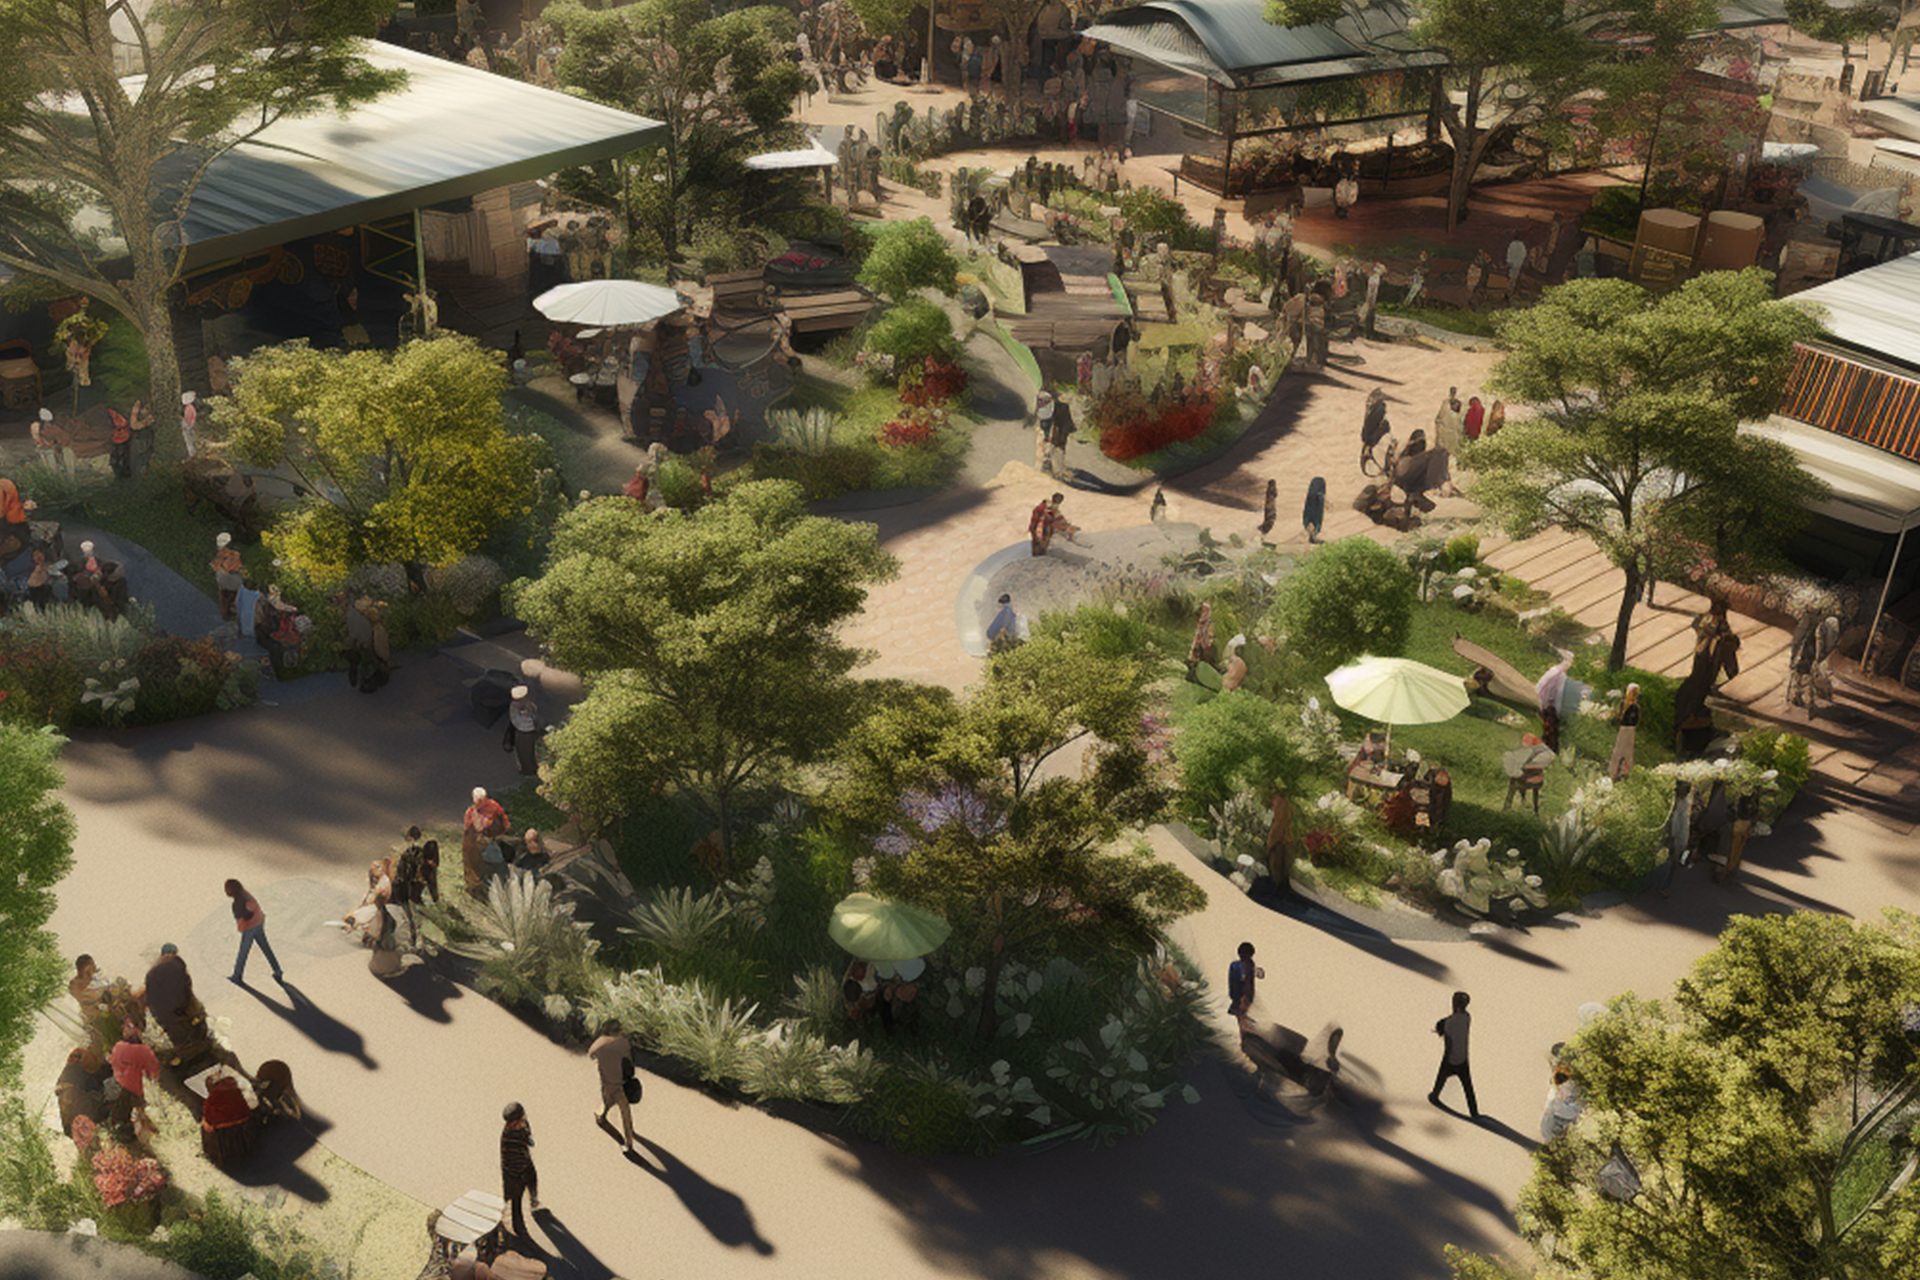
434;1189;508;1259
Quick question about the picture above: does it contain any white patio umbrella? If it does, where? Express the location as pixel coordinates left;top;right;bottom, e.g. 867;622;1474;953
1325;655;1471;754
533;279;684;329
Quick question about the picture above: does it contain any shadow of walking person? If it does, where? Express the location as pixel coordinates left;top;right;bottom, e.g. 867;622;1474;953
238;981;376;1068
526;1208;619;1280
627;1136;774;1255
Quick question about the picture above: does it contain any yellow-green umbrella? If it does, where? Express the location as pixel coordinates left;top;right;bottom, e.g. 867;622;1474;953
828;892;951;961
1324;655;1470;752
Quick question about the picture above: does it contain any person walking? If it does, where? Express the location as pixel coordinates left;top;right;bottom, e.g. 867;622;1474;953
1033;392;1055;474
500;1102;540;1241
225;880;284;985
209;533;245;626
1258;479;1279;538
589;1022;638;1151
392;830;426;942
1360;389;1390;474
179;391;200;458
1463;395;1486;442
1226;941;1262;1018
1429;991;1479;1118
1362;260;1385;339
1433;387;1464;453
504;685;541;777
1302;476;1327;544
1504;235;1528;300
1048;392;1076;476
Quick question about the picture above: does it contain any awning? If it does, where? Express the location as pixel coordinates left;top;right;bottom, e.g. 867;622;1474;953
1858;95;1920;144
1744;415;1920;533
164;41;661;272
1081;0;1439;89
744;139;840;171
1789;252;1920;371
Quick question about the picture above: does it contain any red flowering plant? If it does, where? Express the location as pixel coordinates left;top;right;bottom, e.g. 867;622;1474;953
877;405;940;448
899;356;969;408
91;1142;167;1207
1303;829;1337;859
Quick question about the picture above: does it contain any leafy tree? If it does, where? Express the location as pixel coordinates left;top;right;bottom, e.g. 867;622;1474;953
208;335;540;585
857;218;961;305
0;0;398;429
547;0;805;258
1519;912;1920;1280
1266;0;1713;229
1786;0;1902;63
837;634;1201;1038
1176;692;1311;817
1269;536;1416;671
1469;271;1825;670
0;725;76;1084
846;0;918;41
513;481;898;855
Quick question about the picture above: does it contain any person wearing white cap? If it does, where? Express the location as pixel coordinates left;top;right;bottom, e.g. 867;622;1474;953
179;390;199;458
462;786;510;896
31;408;75;476
504;684;542;777
209;532;245;624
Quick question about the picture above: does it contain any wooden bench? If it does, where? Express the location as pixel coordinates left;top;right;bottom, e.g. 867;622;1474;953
773;288;875;336
707;269;770;322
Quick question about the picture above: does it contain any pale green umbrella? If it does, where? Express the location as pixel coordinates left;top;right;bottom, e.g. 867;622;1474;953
1324;655;1471;753
828;892;951;961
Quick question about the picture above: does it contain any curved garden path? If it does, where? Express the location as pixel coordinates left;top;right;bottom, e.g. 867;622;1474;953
38;333;1920;1279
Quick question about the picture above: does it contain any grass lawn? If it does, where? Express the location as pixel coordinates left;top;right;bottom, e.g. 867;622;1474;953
29;464;272;603
1379;302;1503;339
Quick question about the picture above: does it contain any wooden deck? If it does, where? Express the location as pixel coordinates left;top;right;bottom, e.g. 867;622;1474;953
1481;526;1920;829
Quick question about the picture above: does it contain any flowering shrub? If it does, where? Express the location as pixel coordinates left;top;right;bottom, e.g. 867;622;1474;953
1652;756;1779;804
0;604;254;729
90;1142;167;1208
899;357;968;408
1432;838;1548;916
1096;390;1225;462
877;410;939;448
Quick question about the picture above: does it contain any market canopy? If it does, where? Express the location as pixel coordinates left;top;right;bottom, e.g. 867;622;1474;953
1081;0;1441;89
828;893;951;962
1788;252;1920;372
146;41;661;272
1744;415;1920;534
534;280;685;328
744;138;840;171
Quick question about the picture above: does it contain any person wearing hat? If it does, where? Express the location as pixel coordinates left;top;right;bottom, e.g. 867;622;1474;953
209;533;245;624
504;684;542;776
463;787;510;895
985;592;1020;651
499;1101;540;1242
32;407;77;476
180;391;199;458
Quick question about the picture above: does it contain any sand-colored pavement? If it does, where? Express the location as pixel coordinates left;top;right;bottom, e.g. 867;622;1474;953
43;327;1920;1279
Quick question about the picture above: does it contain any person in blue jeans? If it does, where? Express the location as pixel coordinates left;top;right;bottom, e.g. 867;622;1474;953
225;878;284;984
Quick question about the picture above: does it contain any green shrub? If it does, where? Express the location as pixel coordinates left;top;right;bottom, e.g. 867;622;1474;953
1571;768;1672;890
162;1192;305;1280
1177;693;1310;817
1575;659;1679;755
749;442;880;499
1270;537;1417;671
1443;533;1481;571
857;218;960;304
1028;603;1156;662
863;299;956;374
0;1097;90;1230
654;455;706;509
853;1056;994;1155
1740;727;1813;799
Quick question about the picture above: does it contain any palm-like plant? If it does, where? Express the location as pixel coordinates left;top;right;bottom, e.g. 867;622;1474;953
1532;809;1601;905
433;871;599;1010
620;885;733;956
765;406;839;455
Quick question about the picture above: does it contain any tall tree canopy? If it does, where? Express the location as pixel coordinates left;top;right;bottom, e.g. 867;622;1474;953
0;0;398;425
1467;271;1825;670
1519;912;1920;1280
208;334;540;584
513;481;898;854
829;635;1201;1038
1265;0;1715;228
546;0;805;258
0;725;76;1084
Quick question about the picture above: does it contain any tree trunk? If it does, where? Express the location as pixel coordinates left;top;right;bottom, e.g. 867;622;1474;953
1444;66;1484;232
1610;560;1644;671
975;898;1006;1041
138;301;182;447
663;129;681;261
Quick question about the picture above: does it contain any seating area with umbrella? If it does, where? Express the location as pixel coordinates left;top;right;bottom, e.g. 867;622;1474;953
1328;655;1469;832
829;892;948;1032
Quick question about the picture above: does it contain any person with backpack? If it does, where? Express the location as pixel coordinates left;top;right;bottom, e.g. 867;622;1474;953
588;1021;639;1152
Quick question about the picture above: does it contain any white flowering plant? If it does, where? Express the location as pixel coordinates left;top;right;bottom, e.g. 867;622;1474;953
1432;838;1548;917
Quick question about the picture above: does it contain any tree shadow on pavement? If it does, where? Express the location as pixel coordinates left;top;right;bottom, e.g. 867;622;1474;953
628;1137;774;1256
238;981;376;1068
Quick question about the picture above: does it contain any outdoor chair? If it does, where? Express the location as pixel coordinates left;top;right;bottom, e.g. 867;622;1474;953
1504;772;1544;813
255;1059;301;1120
0;338;41;409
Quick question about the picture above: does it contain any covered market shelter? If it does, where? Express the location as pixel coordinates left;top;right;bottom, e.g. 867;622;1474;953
1746;251;1920;682
4;39;662;398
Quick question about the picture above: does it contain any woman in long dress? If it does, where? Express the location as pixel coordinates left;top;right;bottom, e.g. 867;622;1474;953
368;897;404;979
1258;479;1278;537
1301;477;1326;544
1607;683;1640;779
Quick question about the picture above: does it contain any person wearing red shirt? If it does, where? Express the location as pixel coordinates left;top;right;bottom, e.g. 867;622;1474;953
225;879;284;984
462;786;509;895
1028;491;1068;556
